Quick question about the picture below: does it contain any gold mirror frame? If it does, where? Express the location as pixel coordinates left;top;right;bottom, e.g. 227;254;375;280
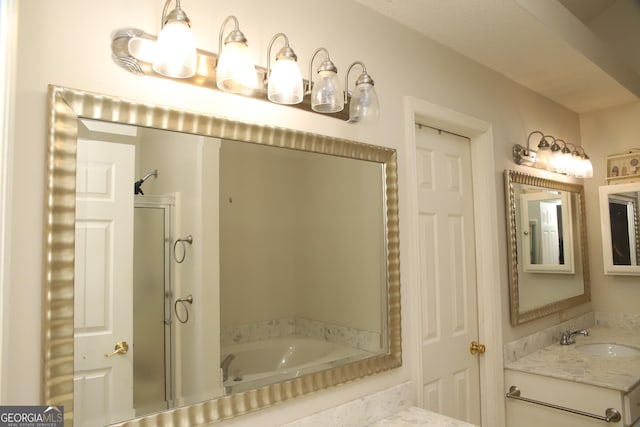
504;170;591;325
42;85;402;426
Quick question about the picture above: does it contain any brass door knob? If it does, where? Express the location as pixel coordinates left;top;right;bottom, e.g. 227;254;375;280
104;341;129;357
470;340;486;355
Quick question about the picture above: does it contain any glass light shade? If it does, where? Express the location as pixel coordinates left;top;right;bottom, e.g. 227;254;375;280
311;70;343;113
582;158;594;178
550;148;563;172
574;159;586;178
570;153;582;176
556;151;573;174
349;82;380;123
535;146;551;170
575;156;593;178
216;41;257;94
152;20;197;78
267;57;303;104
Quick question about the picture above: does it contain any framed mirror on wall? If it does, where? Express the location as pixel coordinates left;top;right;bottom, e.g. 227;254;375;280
504;170;591;325
42;85;402;427
599;182;640;275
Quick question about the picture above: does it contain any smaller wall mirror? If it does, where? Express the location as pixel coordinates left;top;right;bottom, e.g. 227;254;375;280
599;183;640;275
505;170;590;325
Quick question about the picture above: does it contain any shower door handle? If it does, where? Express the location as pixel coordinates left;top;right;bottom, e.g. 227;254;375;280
104;341;129;357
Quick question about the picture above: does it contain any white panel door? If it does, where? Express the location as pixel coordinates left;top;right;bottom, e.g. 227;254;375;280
539;201;560;264
74;139;135;426
415;125;481;424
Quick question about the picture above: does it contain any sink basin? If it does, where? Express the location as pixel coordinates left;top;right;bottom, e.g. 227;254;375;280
575;343;640;357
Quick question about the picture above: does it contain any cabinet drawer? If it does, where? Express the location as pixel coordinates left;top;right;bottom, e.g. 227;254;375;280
625;384;640;425
506;370;624;427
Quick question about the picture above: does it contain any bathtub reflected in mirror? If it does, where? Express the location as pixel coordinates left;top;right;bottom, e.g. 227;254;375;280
43;86;401;427
221;337;372;394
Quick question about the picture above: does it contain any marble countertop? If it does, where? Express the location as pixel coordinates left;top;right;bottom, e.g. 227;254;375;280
369;407;478;427
505;327;640;392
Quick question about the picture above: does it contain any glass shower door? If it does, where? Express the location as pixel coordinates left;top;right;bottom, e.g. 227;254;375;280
133;200;173;416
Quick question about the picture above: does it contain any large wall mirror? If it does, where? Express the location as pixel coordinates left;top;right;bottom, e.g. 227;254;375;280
504;170;590;325
42;85;402;426
599;183;640;275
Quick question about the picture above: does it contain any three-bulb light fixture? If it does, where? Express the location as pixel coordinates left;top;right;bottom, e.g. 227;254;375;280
513;130;593;178
111;0;380;123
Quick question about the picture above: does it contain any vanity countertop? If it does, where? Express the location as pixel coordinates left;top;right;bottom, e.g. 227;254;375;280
369;407;478;427
505;327;640;392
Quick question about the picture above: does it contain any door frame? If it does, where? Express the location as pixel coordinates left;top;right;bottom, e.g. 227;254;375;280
0;0;17;400
403;97;505;427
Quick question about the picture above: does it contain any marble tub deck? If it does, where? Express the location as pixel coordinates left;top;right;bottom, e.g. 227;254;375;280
505;327;640;392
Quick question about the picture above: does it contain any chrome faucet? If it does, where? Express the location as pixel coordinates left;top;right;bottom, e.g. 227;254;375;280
220;354;235;382
560;329;589;345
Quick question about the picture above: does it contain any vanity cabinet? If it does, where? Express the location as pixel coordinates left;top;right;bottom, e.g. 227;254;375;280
505;369;640;426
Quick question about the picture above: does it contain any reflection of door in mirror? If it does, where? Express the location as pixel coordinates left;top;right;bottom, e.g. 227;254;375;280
599;184;640;275
519;191;574;274
608;196;638;266
74;139;135;425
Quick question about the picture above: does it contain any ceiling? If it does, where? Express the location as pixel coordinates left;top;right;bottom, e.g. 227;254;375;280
352;0;640;114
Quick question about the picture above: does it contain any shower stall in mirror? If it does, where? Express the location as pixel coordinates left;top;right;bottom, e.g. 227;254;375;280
74;119;222;426
133;195;175;416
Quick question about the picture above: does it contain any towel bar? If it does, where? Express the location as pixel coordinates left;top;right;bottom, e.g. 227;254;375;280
506;385;621;423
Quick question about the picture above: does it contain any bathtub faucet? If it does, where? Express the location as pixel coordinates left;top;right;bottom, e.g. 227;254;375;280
220;354;235;382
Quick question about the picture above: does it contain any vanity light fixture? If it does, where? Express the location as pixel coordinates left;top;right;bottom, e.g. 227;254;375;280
152;0;197;78
266;33;303;105
308;48;343;113
345;61;380;123
512;130;593;178
110;1;380;122
216;15;256;94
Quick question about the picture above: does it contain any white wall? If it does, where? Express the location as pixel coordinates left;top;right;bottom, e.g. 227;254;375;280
580;100;640;315
220;141;383;333
4;0;590;424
